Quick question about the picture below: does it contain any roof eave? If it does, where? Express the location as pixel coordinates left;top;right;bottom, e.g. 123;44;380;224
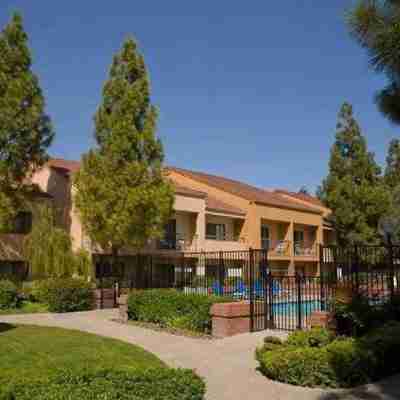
253;201;323;215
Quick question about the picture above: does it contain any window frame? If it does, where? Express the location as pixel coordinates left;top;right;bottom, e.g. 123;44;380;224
206;223;226;241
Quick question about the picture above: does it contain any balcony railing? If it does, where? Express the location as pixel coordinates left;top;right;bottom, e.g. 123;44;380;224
294;241;317;257
262;240;291;257
157;234;198;251
205;233;240;242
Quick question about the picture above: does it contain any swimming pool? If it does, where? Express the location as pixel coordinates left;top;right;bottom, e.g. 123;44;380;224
272;300;322;315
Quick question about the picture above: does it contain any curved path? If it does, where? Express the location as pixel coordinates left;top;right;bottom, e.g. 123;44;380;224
1;310;399;400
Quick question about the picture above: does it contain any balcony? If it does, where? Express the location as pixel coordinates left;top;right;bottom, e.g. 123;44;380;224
157;234;197;252
293;241;318;259
204;233;247;252
262;239;291;259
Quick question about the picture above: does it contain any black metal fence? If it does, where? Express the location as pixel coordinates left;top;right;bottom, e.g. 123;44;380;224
321;245;400;303
94;250;268;300
94;245;400;331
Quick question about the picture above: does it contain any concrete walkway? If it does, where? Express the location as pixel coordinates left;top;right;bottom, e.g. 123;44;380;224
1;310;399;400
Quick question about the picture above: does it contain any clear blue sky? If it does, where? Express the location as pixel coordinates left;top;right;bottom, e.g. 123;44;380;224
1;1;397;193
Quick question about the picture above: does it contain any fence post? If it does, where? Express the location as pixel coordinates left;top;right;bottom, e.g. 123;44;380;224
218;251;224;295
267;271;274;329
296;272;303;330
388;236;395;303
319;244;325;311
249;248;255;332
114;280;118;307
100;276;104;310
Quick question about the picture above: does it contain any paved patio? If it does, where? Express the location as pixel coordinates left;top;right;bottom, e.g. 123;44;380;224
1;309;399;400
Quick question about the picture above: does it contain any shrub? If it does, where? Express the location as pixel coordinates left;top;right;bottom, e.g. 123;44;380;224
127;289;230;333
263;336;283;345
257;346;336;388
0;280;19;309
333;295;388;336
257;321;400;388
360;321;400;379
1;368;205;400
35;278;94;313
286;327;334;348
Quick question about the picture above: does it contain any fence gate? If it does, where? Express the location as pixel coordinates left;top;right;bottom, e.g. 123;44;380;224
251;274;328;331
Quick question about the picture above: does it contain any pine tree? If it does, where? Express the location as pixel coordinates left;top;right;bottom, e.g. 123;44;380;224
0;13;54;230
319;102;390;245
348;1;400;123
74;38;174;257
385;139;400;189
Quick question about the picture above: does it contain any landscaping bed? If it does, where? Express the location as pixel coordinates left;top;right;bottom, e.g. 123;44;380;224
126;319;214;339
127;288;231;334
256;323;400;389
0;324;205;399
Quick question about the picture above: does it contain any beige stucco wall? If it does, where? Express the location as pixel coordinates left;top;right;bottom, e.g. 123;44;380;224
168;171;251;242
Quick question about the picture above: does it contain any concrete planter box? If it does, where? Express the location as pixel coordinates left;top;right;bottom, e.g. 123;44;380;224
210;301;252;338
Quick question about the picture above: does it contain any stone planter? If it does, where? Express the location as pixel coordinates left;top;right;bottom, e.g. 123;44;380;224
210;301;252;338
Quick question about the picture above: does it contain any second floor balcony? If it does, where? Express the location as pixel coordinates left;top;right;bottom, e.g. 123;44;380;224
293;241;318;258
157;234;196;252
262;239;291;258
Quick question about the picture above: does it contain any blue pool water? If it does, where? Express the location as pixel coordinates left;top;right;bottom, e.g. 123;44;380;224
272;300;322;315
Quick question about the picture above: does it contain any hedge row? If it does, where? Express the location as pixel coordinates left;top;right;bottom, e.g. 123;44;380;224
32;278;93;313
127;289;231;333
0;368;205;400
257;323;400;388
0;278;94;313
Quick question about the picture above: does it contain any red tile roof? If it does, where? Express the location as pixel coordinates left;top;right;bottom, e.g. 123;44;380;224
47;158;81;173
274;190;326;208
46;159;319;215
167;167;322;215
206;195;246;216
173;183;207;199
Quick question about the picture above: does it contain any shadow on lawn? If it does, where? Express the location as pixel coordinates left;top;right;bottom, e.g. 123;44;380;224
0;323;16;333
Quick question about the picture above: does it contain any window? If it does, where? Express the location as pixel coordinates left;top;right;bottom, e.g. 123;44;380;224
294;230;305;255
294;230;304;243
206;223;226;240
159;220;177;249
261;225;269;249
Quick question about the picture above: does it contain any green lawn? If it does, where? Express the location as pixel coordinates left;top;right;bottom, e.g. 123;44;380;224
0;324;165;387
0;301;49;315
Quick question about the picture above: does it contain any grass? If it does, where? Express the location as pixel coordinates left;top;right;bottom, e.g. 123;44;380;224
0;301;49;315
0;324;165;387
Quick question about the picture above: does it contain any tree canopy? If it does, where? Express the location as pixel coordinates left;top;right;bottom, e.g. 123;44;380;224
0;13;54;230
348;0;400;123
319;102;390;245
74;38;174;255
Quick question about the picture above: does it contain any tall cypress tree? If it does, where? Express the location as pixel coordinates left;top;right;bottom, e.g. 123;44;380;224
74;38;174;256
319;102;389;245
385;139;400;189
0;13;54;230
